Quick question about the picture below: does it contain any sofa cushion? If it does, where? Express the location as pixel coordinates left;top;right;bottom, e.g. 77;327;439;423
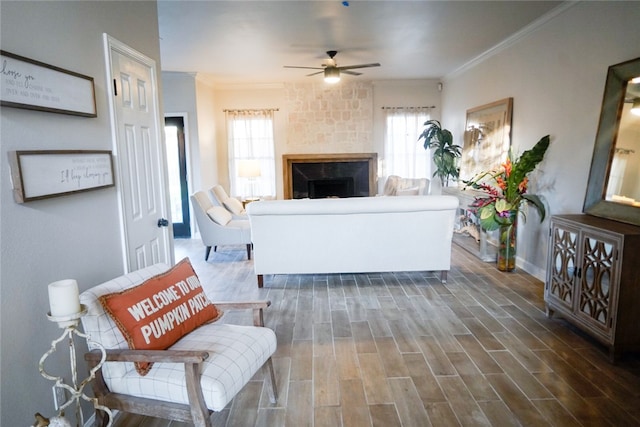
396;187;420;196
211;184;230;204
207;206;232;226
383;175;400;196
98;258;221;375
382;175;429;196
223;197;246;216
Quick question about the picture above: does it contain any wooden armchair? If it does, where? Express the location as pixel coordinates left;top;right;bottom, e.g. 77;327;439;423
80;264;277;427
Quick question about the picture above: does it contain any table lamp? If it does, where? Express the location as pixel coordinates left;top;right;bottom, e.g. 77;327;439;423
237;159;261;200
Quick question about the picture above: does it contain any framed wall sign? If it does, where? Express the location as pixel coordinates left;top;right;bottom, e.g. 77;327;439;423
0;50;97;117
9;150;115;203
460;98;513;181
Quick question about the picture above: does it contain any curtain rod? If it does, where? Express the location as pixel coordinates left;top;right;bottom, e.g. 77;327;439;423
223;108;279;113
381;106;435;110
615;147;635;155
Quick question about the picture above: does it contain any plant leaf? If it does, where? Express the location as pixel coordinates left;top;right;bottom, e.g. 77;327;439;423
495;199;511;212
522;194;546;221
479;213;500;231
509;135;550;188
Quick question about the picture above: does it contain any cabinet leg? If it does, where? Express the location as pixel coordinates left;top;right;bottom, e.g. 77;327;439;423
545;305;555;318
608;346;620;364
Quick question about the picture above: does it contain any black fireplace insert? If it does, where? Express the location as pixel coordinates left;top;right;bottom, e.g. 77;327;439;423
308;177;355;199
291;161;370;199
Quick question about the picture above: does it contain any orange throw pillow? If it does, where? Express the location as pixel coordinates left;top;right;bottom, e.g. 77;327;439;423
99;258;221;375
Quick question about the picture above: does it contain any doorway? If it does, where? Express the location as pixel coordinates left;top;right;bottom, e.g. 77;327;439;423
164;116;191;238
104;34;173;271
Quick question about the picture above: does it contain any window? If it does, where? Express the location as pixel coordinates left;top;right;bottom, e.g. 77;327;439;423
383;107;432;178
226;109;276;199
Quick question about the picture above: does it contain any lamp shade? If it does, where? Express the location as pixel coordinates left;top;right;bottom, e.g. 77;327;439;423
324;67;340;84
237;159;261;178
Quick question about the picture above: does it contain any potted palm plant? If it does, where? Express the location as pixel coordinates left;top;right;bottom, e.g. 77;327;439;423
418;120;461;187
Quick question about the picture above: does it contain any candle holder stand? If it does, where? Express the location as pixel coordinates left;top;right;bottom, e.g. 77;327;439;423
39;305;113;427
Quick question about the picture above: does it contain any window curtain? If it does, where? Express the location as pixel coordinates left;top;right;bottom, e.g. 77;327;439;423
383;107;432;179
606;148;634;199
226;109;276;199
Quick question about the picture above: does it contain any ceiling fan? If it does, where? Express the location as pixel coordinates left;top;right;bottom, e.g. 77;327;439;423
284;50;380;83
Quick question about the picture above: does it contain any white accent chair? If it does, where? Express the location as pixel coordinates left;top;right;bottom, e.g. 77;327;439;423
381;175;430;196
191;191;252;260
210;185;247;219
80;263;277;427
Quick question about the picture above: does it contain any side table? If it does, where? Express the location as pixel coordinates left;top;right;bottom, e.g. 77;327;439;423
442;187;497;262
242;197;260;208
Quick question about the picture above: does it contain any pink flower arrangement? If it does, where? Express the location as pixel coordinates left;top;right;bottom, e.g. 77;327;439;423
463;135;550;231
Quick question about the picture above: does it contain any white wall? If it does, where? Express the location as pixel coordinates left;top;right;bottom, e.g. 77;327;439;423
441;2;640;278
195;76;219;191
0;2;162;425
161;72;202;193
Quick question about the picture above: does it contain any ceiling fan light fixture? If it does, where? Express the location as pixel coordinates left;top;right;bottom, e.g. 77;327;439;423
324;67;340;84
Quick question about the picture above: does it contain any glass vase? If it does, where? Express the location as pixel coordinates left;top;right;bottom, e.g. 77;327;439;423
497;211;518;272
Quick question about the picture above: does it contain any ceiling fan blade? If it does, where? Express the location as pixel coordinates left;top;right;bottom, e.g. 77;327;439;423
283;66;324;70
338;63;381;71
342;70;362;76
306;70;324;77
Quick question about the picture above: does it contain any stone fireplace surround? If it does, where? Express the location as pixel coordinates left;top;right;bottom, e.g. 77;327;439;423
283;153;378;199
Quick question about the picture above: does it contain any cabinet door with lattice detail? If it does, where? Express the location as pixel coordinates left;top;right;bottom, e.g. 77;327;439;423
575;231;621;337
545;222;580;314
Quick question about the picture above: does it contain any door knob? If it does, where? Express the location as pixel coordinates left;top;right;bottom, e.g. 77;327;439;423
157;218;169;228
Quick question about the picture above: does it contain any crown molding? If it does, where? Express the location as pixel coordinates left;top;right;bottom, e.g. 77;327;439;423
444;1;578;81
371;79;440;87
211;81;285;91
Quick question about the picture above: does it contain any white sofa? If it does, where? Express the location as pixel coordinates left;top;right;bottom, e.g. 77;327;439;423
247;195;458;287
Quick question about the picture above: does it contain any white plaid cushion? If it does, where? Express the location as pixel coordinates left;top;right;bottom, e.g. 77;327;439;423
80;264;277;411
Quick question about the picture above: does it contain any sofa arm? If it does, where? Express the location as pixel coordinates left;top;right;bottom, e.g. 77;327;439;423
214;300;271;327
85;349;212;426
85;349;209;364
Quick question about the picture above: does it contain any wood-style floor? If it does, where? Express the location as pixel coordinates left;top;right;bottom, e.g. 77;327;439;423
113;238;640;427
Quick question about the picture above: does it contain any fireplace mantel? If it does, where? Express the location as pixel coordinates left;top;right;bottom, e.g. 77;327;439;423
283;153;378;199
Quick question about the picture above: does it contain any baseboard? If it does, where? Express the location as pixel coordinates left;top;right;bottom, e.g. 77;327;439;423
517;256;546;282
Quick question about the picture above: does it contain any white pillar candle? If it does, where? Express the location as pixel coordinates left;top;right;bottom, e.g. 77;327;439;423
48;279;81;317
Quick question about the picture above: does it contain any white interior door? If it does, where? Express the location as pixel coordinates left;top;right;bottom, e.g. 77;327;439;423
104;34;173;271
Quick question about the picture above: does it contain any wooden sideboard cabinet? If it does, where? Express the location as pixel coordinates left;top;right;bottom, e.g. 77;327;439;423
545;214;640;362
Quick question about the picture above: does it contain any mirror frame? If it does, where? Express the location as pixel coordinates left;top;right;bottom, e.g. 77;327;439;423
583;56;640;227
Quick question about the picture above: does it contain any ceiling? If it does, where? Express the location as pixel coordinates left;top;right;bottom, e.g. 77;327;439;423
157;1;564;86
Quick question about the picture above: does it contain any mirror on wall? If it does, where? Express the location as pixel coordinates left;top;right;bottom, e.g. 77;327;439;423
584;57;640;227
